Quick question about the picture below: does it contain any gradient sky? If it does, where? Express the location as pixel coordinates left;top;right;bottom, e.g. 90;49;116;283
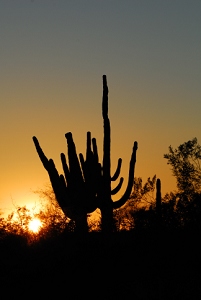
1;1;201;216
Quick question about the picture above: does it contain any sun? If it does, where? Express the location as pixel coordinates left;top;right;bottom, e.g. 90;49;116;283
28;218;42;233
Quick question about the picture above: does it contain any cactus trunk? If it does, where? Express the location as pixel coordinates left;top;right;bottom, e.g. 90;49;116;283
99;75;138;233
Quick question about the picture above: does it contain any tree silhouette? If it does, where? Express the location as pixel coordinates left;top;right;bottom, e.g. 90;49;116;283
163;138;201;230
164;138;201;196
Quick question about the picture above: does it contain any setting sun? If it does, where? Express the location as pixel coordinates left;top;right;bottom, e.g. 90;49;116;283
28;218;42;233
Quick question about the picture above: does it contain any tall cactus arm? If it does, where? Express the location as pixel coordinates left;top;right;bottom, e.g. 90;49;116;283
32;136;50;170
65;132;84;186
32;136;67;209
92;137;99;164
79;153;86;176
79;134;96;181
78;132;100;212
49;168;67;209
113;141;138;209
111;158;122;181
79;132;94;180
32;137;63;196
156;178;161;212
33;136;59;183
86;131;93;161
60;153;70;186
46;162;68;212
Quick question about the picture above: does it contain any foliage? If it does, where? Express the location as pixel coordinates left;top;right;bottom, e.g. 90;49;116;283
113;171;201;232
113;175;157;231
164;137;201;196
0;192;75;243
162;138;201;230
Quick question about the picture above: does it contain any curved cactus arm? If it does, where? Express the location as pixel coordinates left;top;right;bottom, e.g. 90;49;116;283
111;177;124;195
111;158;122;181
113;141;138;209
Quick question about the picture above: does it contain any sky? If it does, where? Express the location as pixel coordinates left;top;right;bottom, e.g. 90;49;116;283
0;0;201;216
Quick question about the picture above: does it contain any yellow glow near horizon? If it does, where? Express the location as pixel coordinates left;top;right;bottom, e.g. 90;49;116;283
28;218;42;233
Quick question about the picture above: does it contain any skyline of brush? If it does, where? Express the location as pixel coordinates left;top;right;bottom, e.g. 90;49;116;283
0;1;201;215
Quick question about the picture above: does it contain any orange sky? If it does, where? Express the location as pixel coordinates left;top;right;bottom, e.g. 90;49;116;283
1;1;201;216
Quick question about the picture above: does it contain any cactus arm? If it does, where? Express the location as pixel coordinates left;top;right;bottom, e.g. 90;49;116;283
32;137;63;196
79;131;94;180
92;138;99;164
32;136;50;170
60;153;70;186
65;132;84;186
156;178;161;215
43;158;67;210
78;133;100;213
111;158;122;181
74;132;100;213
79;133;97;182
111;177;124;195
33;136;79;219
113;141;138;209
86;131;93;161
79;153;85;176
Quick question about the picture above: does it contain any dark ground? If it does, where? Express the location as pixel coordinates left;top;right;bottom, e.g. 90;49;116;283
0;230;200;299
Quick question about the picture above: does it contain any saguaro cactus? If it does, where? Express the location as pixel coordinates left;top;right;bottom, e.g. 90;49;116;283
33;75;138;233
156;178;162;228
33;132;99;233
156;179;161;214
98;75;138;232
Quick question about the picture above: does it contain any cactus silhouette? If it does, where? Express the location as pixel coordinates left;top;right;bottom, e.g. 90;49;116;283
156;178;162;228
98;75;138;232
33;132;99;233
33;75;138;233
156;178;161;214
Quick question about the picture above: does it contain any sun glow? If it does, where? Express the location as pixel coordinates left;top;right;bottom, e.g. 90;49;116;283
28;218;42;233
